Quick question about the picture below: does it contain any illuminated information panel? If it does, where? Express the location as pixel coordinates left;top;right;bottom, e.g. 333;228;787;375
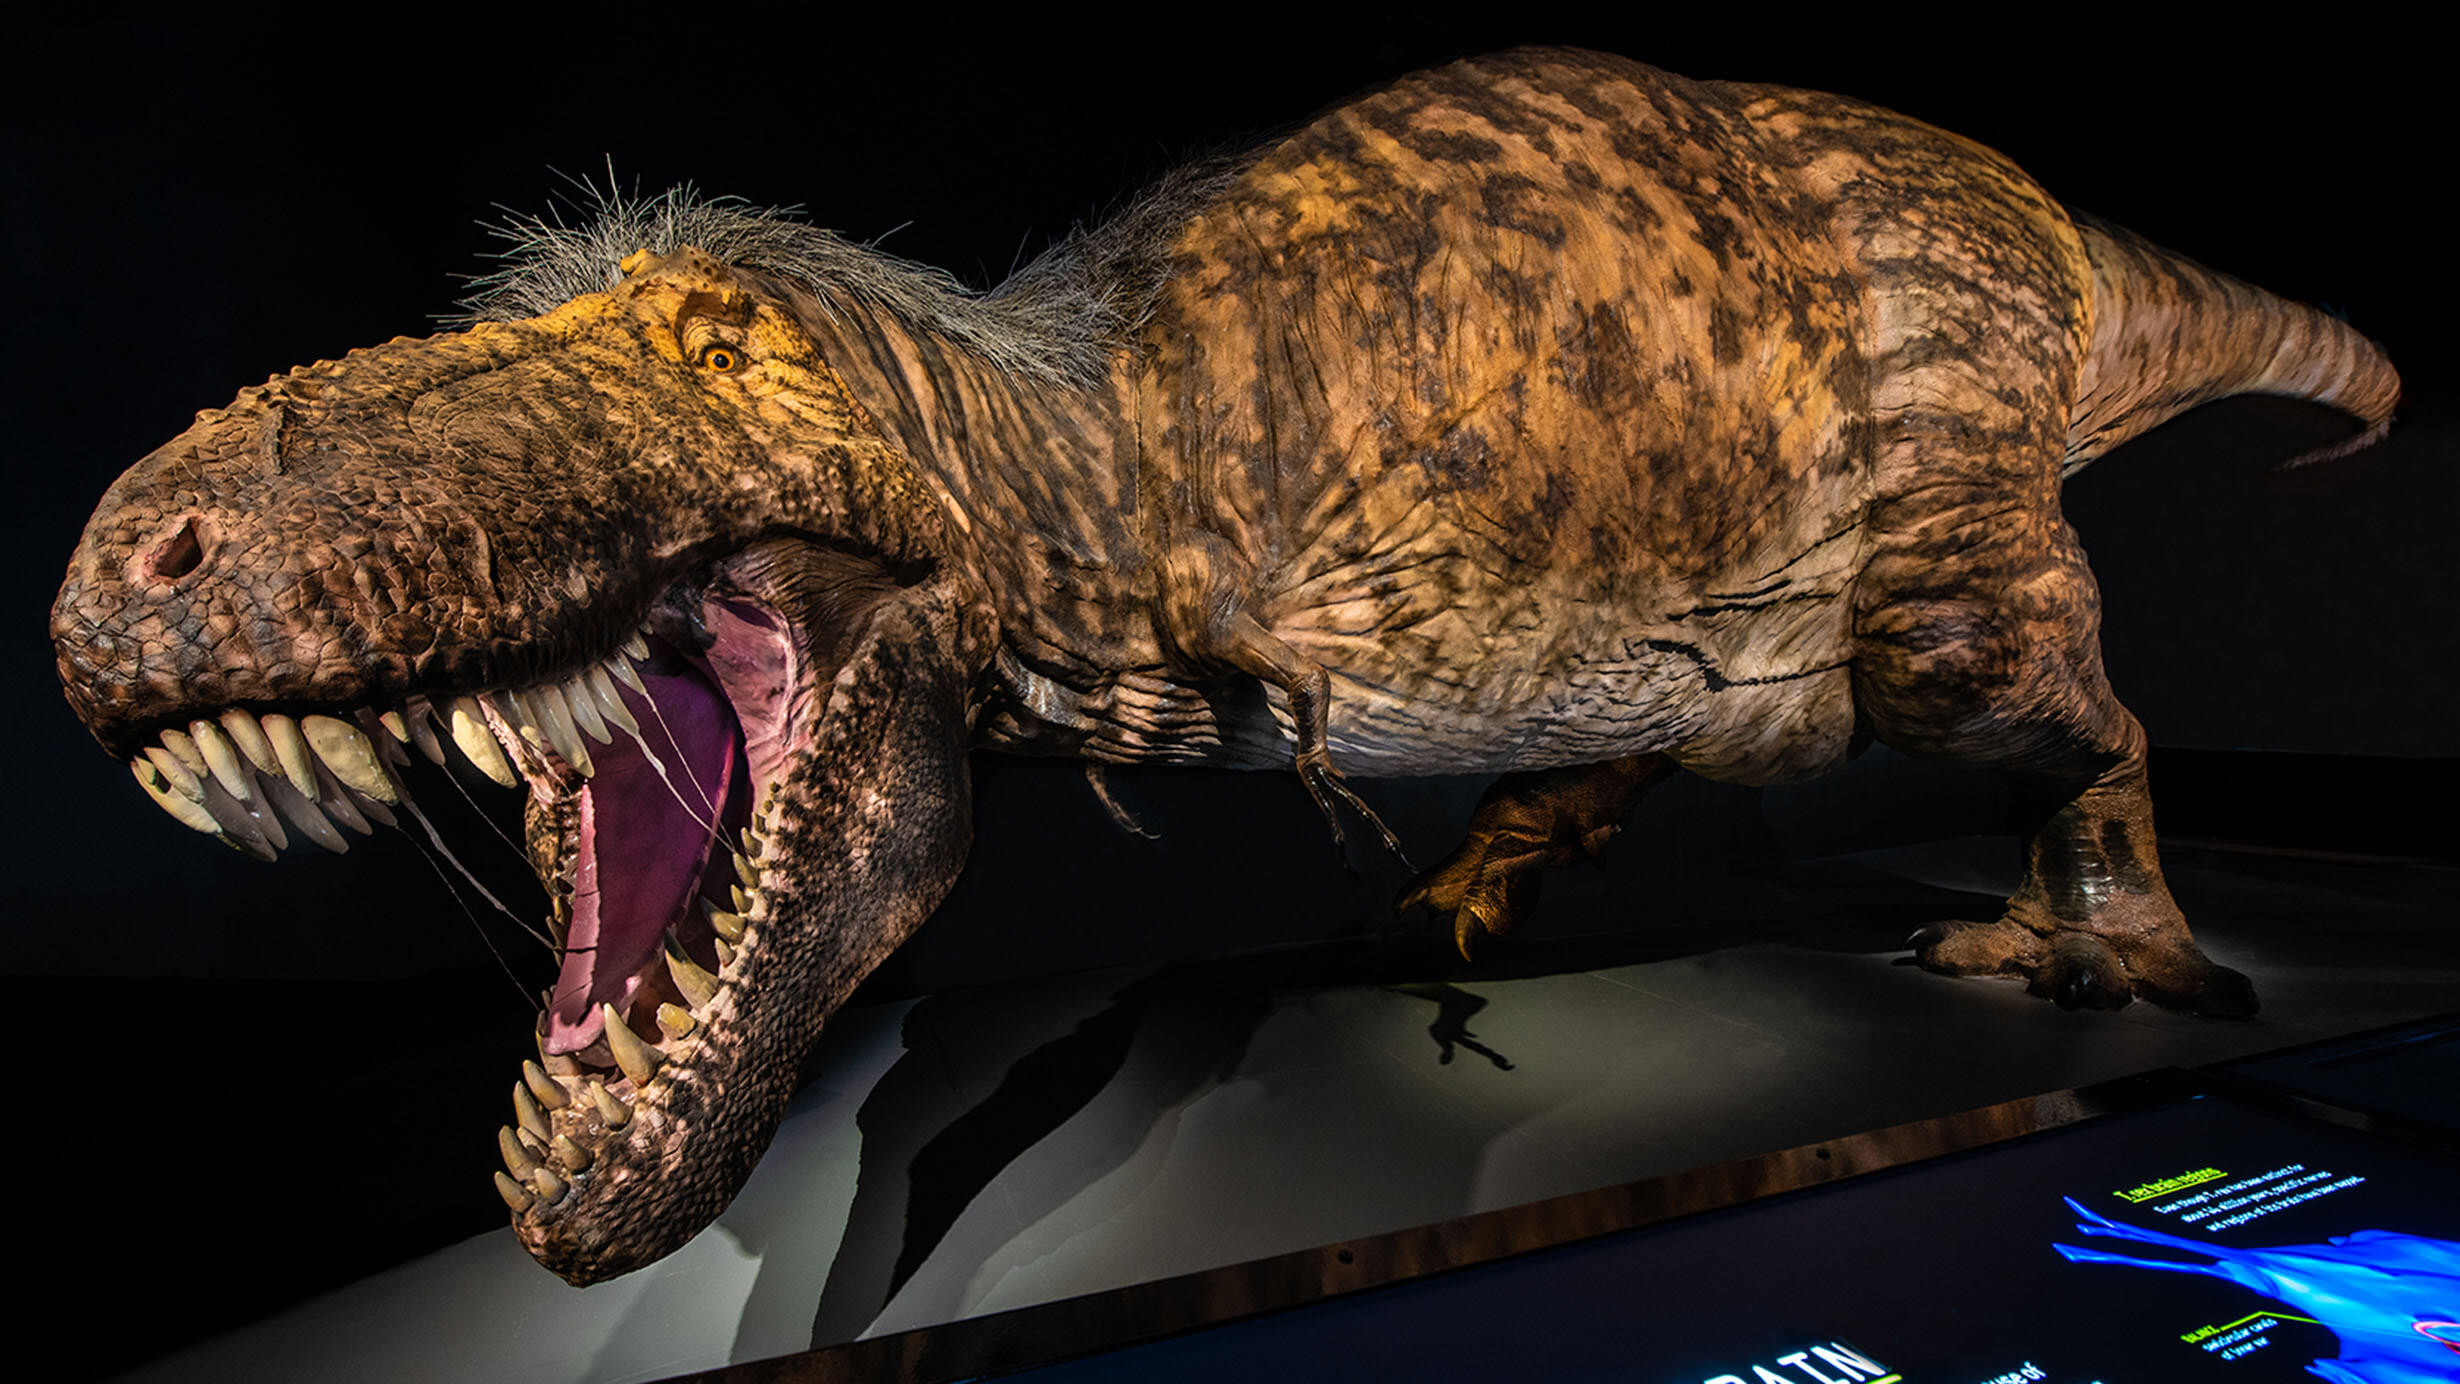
1001;1093;2460;1383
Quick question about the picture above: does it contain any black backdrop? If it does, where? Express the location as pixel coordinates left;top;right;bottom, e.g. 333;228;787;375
4;7;2451;1373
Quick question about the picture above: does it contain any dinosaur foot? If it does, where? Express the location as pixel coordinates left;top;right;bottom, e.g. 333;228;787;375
1908;916;2257;1019
1396;843;1552;960
1396;756;1665;961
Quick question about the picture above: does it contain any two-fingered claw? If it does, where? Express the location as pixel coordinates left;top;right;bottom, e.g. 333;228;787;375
1298;750;1412;868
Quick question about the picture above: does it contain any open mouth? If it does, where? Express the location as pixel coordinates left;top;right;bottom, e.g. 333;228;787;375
114;537;927;1278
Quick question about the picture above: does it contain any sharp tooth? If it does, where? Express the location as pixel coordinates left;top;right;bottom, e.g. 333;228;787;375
262;714;321;798
656;1003;695;1040
301;714;399;804
357;709;412;769
402;698;449;766
220;710;279;775
665;940;719;1009
714;936;738;968
339;782;397;830
730;884;750;913
189;720;255;803
263;774;349;853
552;1135;593;1173
531;684;594;776
606;655;646;697
376;709;410;743
445;696;518;787
589;1079;632;1130
197;777;277;862
142;745;207;803
585;666;639;735
129;755;272;861
159;728;210;778
732;850;756;884
513;1083;550;1142
531;1168;568;1204
500;689;554;762
494;1172;534;1213
562;674;612;744
534;1029;582;1077
309;761;374;835
705;902;745;943
601;1005;661;1087
242;783;288;852
623;633;650;661
131;757;222;836
499;1126;540;1179
522;1060;570;1111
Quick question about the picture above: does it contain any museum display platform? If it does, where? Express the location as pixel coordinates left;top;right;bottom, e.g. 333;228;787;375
106;803;2456;1384
695;1018;2460;1382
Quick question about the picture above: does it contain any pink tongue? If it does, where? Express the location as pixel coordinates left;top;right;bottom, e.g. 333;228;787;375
544;659;741;1055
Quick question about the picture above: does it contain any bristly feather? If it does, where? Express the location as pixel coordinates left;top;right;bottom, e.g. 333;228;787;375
453;156;1250;387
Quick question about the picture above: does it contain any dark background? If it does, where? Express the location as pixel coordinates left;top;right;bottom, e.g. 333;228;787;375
3;6;2450;1376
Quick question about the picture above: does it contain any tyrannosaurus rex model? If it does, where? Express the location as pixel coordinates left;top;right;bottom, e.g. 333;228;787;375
51;49;2396;1284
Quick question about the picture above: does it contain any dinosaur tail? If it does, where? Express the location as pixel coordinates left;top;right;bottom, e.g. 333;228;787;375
2062;210;2400;476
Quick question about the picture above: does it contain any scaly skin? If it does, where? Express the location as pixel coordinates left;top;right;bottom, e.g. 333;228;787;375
52;48;2395;1281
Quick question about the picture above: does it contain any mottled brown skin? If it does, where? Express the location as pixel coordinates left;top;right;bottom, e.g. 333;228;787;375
52;49;2396;1280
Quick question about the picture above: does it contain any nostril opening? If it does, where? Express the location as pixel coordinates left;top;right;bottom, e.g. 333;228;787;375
144;517;206;582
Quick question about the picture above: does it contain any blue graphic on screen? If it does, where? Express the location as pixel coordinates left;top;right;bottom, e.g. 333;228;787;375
2053;1198;2460;1384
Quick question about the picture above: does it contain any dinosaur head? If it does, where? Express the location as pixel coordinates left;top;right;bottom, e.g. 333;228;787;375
51;246;996;1283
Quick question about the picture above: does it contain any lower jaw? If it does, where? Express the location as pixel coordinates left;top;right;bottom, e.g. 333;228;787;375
501;779;785;1258
508;786;802;1283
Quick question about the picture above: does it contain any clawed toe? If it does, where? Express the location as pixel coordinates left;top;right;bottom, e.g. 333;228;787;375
2139;956;2260;1020
2034;933;2131;1011
1400;851;1541;961
1908;917;2043;979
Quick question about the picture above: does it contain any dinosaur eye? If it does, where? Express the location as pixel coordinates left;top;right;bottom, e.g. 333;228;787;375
698;344;743;374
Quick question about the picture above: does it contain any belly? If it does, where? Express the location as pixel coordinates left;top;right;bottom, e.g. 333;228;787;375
1306;582;1862;784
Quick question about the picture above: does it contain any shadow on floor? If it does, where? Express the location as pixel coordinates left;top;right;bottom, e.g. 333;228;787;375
807;963;1278;1344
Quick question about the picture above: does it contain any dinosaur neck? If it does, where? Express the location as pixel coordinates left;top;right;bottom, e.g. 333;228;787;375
784;289;1170;746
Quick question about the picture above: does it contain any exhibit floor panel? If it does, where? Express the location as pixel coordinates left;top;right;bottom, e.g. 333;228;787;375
117;836;2455;1382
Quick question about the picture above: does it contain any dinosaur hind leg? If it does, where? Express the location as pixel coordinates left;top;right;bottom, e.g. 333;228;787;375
1854;525;2256;1018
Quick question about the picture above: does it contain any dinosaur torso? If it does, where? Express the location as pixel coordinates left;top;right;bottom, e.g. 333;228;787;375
840;51;2099;787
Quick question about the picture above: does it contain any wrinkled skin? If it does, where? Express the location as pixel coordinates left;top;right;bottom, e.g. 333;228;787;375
51;49;2396;1283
